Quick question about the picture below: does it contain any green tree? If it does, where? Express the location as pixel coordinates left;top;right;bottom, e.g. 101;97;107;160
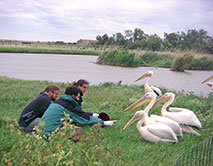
113;33;127;46
96;34;110;45
125;30;134;42
133;28;147;42
202;36;213;53
96;35;103;45
146;34;162;51
164;32;181;49
162;40;173;50
179;29;211;51
102;34;110;45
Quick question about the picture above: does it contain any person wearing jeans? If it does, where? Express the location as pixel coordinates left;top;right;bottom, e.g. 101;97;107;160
18;85;60;132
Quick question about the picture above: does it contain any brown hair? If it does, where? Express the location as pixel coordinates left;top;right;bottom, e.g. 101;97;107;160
73;79;89;87
41;84;60;93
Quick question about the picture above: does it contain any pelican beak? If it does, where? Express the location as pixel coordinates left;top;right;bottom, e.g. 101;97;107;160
202;75;213;84
123;113;142;131
123;96;151;112
153;94;170;106
134;73;152;82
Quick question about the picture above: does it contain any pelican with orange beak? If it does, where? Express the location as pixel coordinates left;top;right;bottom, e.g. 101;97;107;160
122;110;178;142
154;92;202;136
202;75;213;90
135;71;162;96
123;92;182;137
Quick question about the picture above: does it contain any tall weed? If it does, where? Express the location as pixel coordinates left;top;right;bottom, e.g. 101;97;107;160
171;54;194;71
97;50;139;66
187;56;213;70
140;52;173;62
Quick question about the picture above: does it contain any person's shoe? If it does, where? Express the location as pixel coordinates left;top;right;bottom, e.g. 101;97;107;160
69;126;85;142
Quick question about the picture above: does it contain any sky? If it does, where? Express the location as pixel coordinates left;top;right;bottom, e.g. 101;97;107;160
0;0;212;42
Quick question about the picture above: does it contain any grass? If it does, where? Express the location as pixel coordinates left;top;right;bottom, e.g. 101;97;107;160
0;47;100;55
97;49;213;70
0;76;213;165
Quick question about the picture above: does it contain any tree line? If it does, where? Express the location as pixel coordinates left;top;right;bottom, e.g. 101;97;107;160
96;28;213;54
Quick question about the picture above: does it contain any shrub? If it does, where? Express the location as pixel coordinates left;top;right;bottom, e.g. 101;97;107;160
97;50;139;66
2;115;121;166
137;52;173;67
171;54;194;72
187;56;213;70
140;52;159;62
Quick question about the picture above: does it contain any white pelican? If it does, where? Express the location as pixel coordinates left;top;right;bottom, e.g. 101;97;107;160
154;92;202;136
202;75;213;90
123;110;178;143
202;75;213;84
123;92;182;137
135;71;162;96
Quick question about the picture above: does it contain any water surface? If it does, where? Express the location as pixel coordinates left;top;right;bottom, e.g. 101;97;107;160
0;53;212;97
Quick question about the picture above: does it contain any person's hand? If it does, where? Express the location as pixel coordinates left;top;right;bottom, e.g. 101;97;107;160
104;120;116;126
92;113;99;118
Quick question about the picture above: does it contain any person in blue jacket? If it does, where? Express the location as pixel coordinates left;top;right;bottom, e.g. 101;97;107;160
39;85;115;141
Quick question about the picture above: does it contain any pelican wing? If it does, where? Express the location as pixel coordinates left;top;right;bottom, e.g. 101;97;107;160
169;107;194;112
140;126;177;142
139;126;161;142
150;114;182;136
167;107;202;128
146;123;177;141
180;125;201;136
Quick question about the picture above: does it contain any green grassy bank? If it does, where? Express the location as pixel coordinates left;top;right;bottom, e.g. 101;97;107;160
0;47;100;55
97;50;213;70
1;45;213;70
0;76;212;165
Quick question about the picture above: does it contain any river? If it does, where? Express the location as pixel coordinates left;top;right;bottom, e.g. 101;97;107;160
0;53;212;97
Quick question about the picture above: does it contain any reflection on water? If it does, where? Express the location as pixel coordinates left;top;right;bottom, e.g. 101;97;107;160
0;53;212;97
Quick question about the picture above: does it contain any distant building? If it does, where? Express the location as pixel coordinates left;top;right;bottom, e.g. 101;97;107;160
76;39;97;45
67;42;76;45
22;41;32;44
55;41;65;44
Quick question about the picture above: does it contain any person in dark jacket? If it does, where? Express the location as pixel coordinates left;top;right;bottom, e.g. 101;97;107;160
73;79;99;118
18;85;60;132
73;79;88;106
39;86;115;141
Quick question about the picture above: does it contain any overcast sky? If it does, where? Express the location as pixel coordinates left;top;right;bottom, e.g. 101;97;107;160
0;0;212;42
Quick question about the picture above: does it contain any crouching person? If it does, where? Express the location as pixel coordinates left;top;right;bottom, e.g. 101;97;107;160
18;85;60;132
38;86;115;142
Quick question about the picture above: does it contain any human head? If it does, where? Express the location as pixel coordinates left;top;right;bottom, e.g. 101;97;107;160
43;84;60;101
73;79;89;94
65;86;81;100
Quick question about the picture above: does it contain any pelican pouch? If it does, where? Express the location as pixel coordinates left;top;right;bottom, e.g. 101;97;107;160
22;111;36;123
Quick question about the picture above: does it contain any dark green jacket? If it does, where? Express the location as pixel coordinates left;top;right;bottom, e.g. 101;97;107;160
39;94;104;136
